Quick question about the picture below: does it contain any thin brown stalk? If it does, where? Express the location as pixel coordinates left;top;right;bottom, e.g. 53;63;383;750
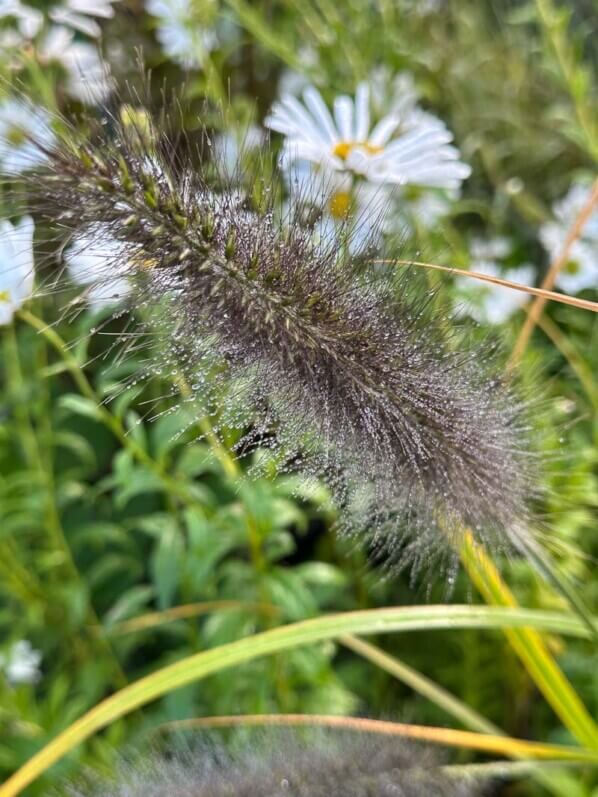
107;600;278;636
510;178;598;365
375;259;598;313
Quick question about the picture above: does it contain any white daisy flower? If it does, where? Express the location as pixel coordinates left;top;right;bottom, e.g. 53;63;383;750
458;236;535;325
0;640;42;685
65;225;132;310
49;0;117;38
0;98;54;174
539;182;598;295
0;216;35;325
146;0;217;69
286;160;393;254
265;79;471;190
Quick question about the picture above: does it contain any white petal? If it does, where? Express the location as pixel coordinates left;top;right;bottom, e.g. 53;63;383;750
302;86;337;144
0;303;14;325
333;95;353;142
86;276;131;309
0;216;34;312
67;0;115;18
17;6;43;38
40;25;75;59
354;82;370;142
381;127;453;158
368;113;400;146
267;96;324;143
49;7;101;36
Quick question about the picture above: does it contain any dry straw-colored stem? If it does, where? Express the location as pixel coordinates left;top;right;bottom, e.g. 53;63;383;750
158;713;598;762
510;178;598;365
107;600;278;636
376;260;598;314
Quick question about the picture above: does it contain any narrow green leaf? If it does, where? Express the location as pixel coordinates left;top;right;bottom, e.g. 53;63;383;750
0;605;592;797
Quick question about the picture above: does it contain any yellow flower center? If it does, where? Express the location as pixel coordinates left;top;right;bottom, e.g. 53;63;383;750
332;140;383;160
6;126;26;147
130;254;158;270
564;260;580;275
328;190;352;220
0;290;10;303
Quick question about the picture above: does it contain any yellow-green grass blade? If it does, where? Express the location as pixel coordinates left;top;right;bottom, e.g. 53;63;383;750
340;635;501;735
0;604;593;797
461;534;598;751
340;634;581;797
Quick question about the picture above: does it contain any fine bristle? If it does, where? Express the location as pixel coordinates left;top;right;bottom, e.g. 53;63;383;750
19;100;540;578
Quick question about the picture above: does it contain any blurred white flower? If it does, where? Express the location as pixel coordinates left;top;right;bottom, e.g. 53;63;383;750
0;0;43;38
49;0;117;38
399;0;443;15
286;160;393;253
458;236;535;325
147;0;217;69
277;69;311;99
39;26;112;104
370;69;418;121
214;124;264;175
276;47;319;97
398;187;459;235
0;640;42;685
266;78;471;189
463;262;535;325
65;225;132;309
470;235;512;261
0;98;54;174
0;216;35;325
0;28;22;48
539;182;598;294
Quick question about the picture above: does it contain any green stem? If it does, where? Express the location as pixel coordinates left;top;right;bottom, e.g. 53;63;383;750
534;0;598;161
10;313;127;687
341;635;500;734
342;634;576;797
18;310;201;508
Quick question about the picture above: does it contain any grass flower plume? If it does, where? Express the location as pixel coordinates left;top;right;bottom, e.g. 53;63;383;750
71;734;480;796
24;103;539;578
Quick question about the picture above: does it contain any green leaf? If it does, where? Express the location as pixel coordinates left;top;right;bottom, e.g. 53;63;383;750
104;586;155;627
58;395;103;423
53;431;97;469
151;522;185;609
